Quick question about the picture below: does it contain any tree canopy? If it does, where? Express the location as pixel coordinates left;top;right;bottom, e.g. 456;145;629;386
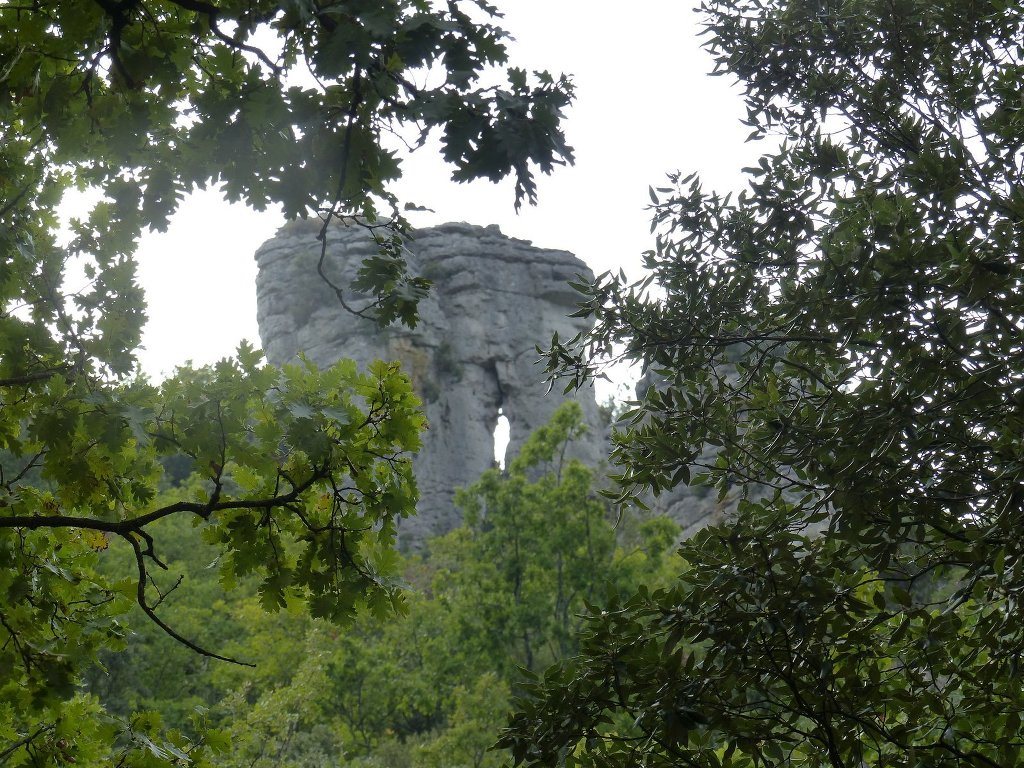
511;1;1024;766
47;404;677;768
0;1;571;764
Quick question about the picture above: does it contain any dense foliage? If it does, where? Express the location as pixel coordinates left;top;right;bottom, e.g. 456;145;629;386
512;1;1024;766
0;1;571;765
1;350;425;766
81;403;679;768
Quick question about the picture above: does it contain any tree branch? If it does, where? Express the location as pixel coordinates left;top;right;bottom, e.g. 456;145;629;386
123;532;253;666
0;366;71;388
0;467;328;534
0;725;54;764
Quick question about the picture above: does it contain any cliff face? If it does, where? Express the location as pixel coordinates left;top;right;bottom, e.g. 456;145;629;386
255;221;606;545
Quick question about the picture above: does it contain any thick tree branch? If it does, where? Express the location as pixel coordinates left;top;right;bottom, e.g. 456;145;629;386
0;366;72;388
0;466;329;534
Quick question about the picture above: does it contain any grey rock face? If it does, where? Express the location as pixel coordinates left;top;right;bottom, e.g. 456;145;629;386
255;220;606;545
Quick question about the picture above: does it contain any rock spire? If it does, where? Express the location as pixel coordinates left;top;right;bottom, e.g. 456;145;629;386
255;221;605;544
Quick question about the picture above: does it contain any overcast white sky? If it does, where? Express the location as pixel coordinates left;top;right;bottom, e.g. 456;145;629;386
103;1;759;384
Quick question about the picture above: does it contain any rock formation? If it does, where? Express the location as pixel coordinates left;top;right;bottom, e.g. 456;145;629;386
255;220;606;545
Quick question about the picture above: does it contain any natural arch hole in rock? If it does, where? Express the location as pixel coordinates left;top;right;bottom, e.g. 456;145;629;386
494;408;510;470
